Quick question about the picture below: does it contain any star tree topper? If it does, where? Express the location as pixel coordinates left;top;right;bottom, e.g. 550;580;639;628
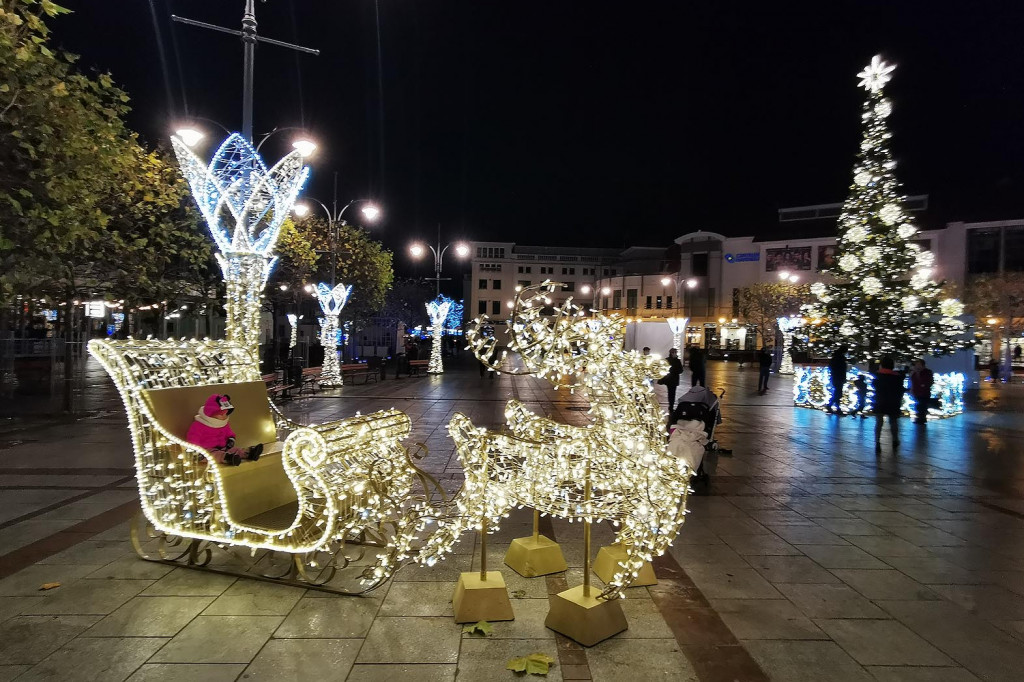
857;54;896;93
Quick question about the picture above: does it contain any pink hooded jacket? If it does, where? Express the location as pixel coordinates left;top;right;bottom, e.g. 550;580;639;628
185;394;236;451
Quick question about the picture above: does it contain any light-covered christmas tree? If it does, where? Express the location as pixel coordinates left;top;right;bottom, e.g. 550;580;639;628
805;55;968;364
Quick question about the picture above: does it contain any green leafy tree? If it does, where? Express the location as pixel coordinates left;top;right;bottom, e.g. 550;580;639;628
739;282;810;346
962;273;1024;370
804;55;969;364
294;216;394;324
0;0;209;324
381;278;433;329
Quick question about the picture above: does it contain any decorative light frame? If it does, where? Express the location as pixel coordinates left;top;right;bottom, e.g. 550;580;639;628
776;316;804;375
171;133;309;355
315;283;352;386
416;283;693;599
426;296;453;374
667;317;688;352
793;365;965;419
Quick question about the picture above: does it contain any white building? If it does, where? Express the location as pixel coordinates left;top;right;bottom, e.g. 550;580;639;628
468;208;1024;358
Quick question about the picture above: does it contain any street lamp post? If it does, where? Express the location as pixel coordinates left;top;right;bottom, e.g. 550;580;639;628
409;226;470;297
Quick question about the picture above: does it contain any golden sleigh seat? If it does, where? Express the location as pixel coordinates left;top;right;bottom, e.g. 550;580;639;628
89;338;430;592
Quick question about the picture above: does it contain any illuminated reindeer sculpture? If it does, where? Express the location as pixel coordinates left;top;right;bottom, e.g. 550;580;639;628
416;283;693;602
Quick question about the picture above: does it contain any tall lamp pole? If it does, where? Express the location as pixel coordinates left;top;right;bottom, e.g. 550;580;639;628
409;226;470;297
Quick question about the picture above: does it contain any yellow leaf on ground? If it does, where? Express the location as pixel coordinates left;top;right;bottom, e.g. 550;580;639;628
38;582;61;590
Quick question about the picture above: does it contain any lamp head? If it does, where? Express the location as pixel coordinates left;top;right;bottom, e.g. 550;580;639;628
454;243;471;258
410;244;426;258
292;203;310;217
360;203;381;221
686;279;698;289
661;277;672;287
175;127;204;147
291;138;317;157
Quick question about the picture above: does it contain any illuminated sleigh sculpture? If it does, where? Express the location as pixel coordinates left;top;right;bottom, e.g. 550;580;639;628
89;338;445;594
417;283;693;600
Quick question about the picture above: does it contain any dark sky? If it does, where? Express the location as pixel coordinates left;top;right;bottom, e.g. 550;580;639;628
54;1;1024;261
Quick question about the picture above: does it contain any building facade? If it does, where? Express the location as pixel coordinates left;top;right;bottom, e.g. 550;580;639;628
468;214;1024;358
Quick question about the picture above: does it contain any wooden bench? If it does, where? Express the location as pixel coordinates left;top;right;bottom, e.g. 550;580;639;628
408;359;429;376
299;366;322;394
341;362;378;385
263;373;291;402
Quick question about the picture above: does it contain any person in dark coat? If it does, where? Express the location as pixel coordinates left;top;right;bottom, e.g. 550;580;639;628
662;348;684;410
909;359;934;425
872;355;905;452
827;345;848;414
688;345;706;387
757;345;773;394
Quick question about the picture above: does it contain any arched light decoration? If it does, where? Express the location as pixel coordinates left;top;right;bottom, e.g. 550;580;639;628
286;313;300;350
316;283;352;387
415;282;693;600
667;317;688;352
425;296;453;374
171;133;309;357
776;316;804;375
793;366;964;419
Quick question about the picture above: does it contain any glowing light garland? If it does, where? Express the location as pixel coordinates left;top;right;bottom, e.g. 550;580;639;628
415;283;693;600
426;296;453;374
287;313;299;350
316;283;352;387
87;337;450;591
667;317;688;352
793;366;964;419
171;133;309;356
802;56;972;365
777;316;804;375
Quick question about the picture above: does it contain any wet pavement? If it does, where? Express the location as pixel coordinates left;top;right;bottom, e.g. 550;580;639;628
0;354;1023;681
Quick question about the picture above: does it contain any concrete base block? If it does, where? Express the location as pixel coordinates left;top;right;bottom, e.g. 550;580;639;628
503;535;568;578
452;571;515;624
592;543;657;587
544;584;628;646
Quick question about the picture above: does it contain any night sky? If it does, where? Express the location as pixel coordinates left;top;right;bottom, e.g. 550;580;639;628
53;1;1024;264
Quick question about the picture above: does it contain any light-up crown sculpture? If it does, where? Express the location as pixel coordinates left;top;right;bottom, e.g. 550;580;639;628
426;296;453;374
171;133;309;356
417;283;693;599
667;317;688;352
315;283;352;386
777;316;803;375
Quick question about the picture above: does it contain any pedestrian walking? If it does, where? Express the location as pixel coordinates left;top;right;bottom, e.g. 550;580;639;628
872;355;905;453
826;345;848;414
660;348;684;411
757;345;772;394
852;375;869;418
910;359;934;424
688;344;706;388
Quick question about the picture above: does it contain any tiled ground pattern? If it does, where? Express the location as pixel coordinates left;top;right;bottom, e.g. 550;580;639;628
0;355;1023;680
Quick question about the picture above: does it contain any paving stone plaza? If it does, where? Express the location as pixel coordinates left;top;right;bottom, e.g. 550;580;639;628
1;356;1023;681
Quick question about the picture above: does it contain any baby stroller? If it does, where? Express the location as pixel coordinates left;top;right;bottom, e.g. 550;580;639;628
668;386;731;483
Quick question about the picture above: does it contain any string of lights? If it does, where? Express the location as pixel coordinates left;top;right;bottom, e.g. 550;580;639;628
316;283;352;386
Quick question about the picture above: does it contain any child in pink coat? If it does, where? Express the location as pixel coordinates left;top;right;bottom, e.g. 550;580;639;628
186;394;263;466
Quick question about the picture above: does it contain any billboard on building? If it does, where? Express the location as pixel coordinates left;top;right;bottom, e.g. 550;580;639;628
817;245;838;271
765;246;812;272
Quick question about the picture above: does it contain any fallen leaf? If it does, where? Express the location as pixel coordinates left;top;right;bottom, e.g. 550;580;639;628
462;620;493;637
38;582;61;591
507;652;555;676
510;589;527;599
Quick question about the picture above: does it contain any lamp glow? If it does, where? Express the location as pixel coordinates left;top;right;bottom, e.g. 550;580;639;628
175;127;204;147
291;138;317;157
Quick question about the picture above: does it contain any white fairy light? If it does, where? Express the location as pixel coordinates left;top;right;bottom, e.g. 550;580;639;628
846;225;869;243
861;276;882;295
940;298;965;318
862;246;882;263
171;132;309;355
879;204;902;226
915;249;935;269
854;171;872;187
839;254;861;272
417;283;693;600
287;313;299;350
857;54;896;93
316;283;352;386
874;98;893;118
425;296;453;374
897;223;917;239
902;295;919;311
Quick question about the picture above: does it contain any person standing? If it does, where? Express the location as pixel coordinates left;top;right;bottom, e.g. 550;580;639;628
757;345;773;394
688;344;706;388
826;345;848;415
910;359;934;425
662;348;684;410
872;355;905;453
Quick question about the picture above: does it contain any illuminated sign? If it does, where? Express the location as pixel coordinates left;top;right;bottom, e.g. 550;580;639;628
724;252;760;263
85;301;106;318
